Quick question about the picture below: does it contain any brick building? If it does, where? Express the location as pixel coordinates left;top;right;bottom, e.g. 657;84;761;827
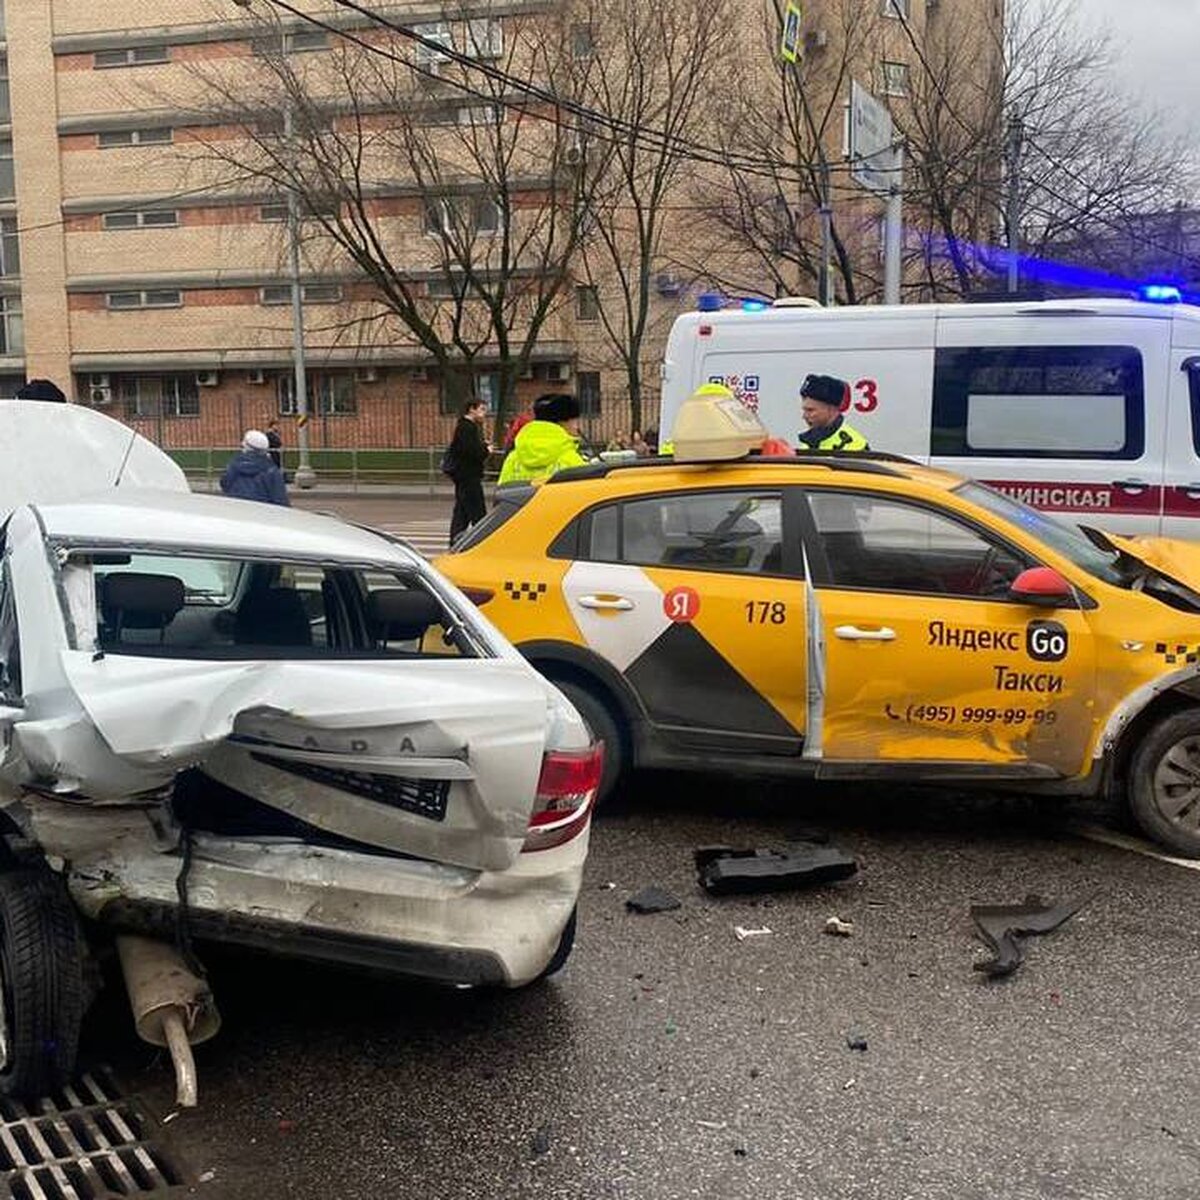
0;0;988;453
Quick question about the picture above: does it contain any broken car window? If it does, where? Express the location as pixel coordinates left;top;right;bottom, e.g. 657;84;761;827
0;559;19;698
85;553;467;660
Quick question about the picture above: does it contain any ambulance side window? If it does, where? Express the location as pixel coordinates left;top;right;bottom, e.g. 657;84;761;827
584;491;785;575
1188;360;1200;454
932;345;1144;459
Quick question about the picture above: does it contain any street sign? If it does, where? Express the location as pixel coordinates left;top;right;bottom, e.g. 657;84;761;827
848;79;900;196
780;0;802;64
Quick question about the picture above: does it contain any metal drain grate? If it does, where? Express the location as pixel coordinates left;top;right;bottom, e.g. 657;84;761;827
0;1071;189;1199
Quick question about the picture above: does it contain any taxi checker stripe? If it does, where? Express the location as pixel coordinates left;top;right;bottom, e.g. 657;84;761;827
1154;642;1200;665
504;581;548;601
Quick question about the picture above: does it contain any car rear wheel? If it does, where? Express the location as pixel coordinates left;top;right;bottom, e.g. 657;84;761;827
0;868;87;1097
554;680;626;803
1129;709;1200;857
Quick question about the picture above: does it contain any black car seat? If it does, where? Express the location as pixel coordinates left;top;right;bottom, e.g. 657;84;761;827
99;572;186;647
234;588;312;648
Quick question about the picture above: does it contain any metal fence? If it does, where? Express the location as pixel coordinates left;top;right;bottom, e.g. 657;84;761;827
178;447;455;493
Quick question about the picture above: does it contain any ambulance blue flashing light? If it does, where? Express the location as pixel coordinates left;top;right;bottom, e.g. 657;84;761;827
1140;284;1183;304
696;292;725;312
740;298;769;312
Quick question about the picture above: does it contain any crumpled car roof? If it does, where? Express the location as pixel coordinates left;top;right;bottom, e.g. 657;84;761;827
35;488;422;566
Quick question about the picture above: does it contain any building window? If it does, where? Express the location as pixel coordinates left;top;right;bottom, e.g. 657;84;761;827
424;196;499;236
575;285;600;321
97;128;173;148
105;290;183;310
458;104;502;127
571;24;596;59
94;46;170;68
260;283;343;305
413;22;454;64
0;138;13;201
880;61;910;97
578;370;601;416
0;218;19;278
881;0;910;17
931;344;1145;460
119;374;202;418
260;204;288;223
466;19;503;59
0;55;9;126
102;210;179;230
278;371;357;416
162;374;201;418
0;296;21;356
253;29;328;55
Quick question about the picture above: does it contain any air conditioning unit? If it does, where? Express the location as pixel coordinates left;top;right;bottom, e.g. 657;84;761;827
805;28;829;49
547;362;571;383
410;366;429;382
247;368;268;385
655;272;682;297
356;365;380;384
88;373;111;390
196;370;220;387
89;385;113;407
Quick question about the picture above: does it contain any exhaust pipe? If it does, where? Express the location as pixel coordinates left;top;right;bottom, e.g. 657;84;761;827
116;936;221;1108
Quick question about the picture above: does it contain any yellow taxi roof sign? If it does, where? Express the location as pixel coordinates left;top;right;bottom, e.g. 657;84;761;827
668;383;769;462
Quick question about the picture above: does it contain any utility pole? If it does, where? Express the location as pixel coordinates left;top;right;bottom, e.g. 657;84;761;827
1005;113;1024;294
818;160;833;305
284;104;316;489
883;144;904;305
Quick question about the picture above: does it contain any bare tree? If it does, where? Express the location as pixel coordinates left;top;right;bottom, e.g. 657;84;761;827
183;2;611;433
568;0;732;432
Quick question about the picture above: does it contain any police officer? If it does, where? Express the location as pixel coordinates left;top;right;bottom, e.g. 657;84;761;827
796;374;869;451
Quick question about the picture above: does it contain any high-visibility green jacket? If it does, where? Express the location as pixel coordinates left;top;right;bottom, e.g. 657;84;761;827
796;417;869;452
497;420;587;485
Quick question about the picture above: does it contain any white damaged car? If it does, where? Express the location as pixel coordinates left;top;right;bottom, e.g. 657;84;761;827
0;403;598;1101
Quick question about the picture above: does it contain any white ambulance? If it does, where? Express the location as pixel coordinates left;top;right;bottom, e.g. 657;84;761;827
659;296;1200;538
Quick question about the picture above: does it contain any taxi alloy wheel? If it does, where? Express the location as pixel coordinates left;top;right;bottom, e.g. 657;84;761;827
554;680;626;804
1130;709;1200;858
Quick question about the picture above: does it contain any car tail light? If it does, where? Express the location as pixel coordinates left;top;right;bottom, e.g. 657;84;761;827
461;587;494;606
522;744;604;852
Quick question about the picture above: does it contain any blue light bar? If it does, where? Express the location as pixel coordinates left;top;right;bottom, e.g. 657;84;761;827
741;298;769;312
696;292;724;312
1140;284;1183;304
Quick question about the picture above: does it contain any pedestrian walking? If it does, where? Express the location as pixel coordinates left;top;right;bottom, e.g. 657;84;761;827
446;399;491;543
796;374;869;451
497;393;587;485
265;418;283;469
220;429;290;506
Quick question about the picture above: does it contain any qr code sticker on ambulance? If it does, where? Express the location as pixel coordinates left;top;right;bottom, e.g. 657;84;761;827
708;373;761;413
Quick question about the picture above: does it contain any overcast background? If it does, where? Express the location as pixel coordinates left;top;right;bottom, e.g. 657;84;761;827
1073;0;1200;147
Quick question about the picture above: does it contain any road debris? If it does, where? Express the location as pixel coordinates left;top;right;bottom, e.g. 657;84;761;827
696;1120;728;1130
531;1127;552;1157
626;885;682;914
824;916;855;937
734;924;774;941
846;1032;868;1052
695;843;858;896
970;893;1092;978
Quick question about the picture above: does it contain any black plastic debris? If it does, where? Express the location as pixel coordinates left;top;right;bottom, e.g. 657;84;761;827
695;844;858;896
530;1127;552;1157
626;885;682;914
846;1032;868;1052
970;893;1091;978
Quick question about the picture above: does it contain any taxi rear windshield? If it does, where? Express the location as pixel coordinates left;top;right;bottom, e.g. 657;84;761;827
955;482;1127;585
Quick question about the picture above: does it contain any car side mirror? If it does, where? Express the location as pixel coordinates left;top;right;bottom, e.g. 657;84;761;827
1009;566;1074;608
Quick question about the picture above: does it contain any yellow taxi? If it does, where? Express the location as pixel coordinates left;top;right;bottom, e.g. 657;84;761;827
437;391;1200;857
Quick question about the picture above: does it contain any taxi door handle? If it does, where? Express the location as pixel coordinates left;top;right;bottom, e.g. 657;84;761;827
835;625;896;641
578;595;634;611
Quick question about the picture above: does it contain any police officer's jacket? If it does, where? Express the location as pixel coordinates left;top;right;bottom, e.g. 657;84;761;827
796;415;869;452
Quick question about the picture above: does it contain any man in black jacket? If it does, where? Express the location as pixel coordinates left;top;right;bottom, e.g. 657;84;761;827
446;399;490;543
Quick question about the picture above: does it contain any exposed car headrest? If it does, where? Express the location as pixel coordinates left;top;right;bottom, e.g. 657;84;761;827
234;588;312;647
366;588;444;642
100;572;186;630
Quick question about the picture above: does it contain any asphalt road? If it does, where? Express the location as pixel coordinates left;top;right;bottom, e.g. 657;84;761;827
86;776;1200;1200
68;496;1200;1198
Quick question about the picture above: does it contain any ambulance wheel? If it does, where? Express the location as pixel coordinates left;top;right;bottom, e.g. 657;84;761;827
555;680;626;803
1129;709;1200;857
0;868;87;1097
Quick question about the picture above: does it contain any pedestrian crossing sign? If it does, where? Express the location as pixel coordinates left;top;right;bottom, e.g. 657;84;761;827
781;1;802;64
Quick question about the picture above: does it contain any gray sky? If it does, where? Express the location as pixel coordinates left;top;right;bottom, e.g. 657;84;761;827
1074;0;1200;143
